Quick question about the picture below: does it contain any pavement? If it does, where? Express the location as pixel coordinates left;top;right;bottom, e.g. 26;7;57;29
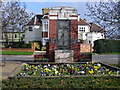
1;55;34;62
0;61;22;81
0;54;119;81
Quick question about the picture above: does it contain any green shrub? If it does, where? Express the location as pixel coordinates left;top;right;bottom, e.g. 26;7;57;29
93;39;120;53
41;47;46;51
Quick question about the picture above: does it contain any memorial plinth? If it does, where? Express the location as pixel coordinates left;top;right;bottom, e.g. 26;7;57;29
55;50;74;63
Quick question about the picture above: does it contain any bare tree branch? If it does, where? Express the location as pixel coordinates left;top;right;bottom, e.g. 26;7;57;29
85;1;120;39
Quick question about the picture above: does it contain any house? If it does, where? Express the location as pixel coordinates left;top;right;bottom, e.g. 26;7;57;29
24;6;105;47
2;30;24;46
24;15;43;44
78;19;105;46
87;23;105;46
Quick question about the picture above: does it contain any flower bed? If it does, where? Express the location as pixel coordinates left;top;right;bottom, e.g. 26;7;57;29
17;62;120;77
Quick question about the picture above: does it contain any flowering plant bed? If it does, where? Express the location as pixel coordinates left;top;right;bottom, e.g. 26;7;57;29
15;62;120;77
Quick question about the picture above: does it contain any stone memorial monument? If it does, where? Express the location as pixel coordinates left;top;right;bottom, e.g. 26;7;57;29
46;7;80;62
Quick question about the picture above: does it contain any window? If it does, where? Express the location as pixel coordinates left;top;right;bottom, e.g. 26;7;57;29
44;22;48;31
44;24;48;31
42;32;48;38
23;35;25;38
79;27;85;32
15;34;17;38
89;40;91;44
29;27;33;31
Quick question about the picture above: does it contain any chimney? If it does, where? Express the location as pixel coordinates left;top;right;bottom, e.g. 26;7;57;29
42;8;50;15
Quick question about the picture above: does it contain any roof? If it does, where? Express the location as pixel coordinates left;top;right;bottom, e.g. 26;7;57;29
27;14;43;25
90;23;105;32
27;18;34;25
78;18;89;25
42;15;49;19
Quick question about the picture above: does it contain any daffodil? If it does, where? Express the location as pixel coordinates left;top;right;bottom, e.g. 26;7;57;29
95;68;98;71
92;61;94;64
88;70;94;74
24;63;28;66
94;66;99;69
55;71;59;75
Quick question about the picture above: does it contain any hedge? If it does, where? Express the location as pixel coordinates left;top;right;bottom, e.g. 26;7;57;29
93;39;120;53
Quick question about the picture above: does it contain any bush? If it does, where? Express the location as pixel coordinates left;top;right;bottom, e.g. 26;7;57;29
93;39;120;53
41;47;46;51
9;42;32;48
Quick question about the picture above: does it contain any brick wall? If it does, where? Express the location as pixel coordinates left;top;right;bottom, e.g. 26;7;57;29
49;20;57;38
46;42;56;62
80;44;92;53
2;43;35;52
48;20;57;62
71;43;80;62
70;20;78;39
2;48;34;52
70;20;80;62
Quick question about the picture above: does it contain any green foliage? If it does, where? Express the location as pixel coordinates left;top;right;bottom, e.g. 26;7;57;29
2;51;33;55
93;39;120;53
2;77;120;88
37;58;49;60
34;42;40;50
6;42;32;48
41;47;46;51
21;43;31;48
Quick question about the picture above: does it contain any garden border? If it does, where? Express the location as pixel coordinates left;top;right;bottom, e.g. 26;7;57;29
9;62;120;78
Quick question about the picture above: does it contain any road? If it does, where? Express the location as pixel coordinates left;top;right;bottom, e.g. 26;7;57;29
1;55;34;62
92;54;120;64
0;54;120;64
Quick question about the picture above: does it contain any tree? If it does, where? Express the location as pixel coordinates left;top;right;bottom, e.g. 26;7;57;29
1;0;33;46
86;1;120;39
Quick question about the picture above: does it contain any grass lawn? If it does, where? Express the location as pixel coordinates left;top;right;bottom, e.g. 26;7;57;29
2;51;33;55
2;77;120;88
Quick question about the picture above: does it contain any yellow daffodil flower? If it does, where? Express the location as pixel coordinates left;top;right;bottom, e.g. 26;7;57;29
88;70;94;74
92;61;94;64
94;66;99;69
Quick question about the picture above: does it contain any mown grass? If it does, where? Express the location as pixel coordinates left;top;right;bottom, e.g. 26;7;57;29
2;51;33;55
2;77;120;88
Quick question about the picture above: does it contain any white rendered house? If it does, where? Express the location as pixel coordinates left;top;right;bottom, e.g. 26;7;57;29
24;15;43;44
78;19;105;46
87;23;105;46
